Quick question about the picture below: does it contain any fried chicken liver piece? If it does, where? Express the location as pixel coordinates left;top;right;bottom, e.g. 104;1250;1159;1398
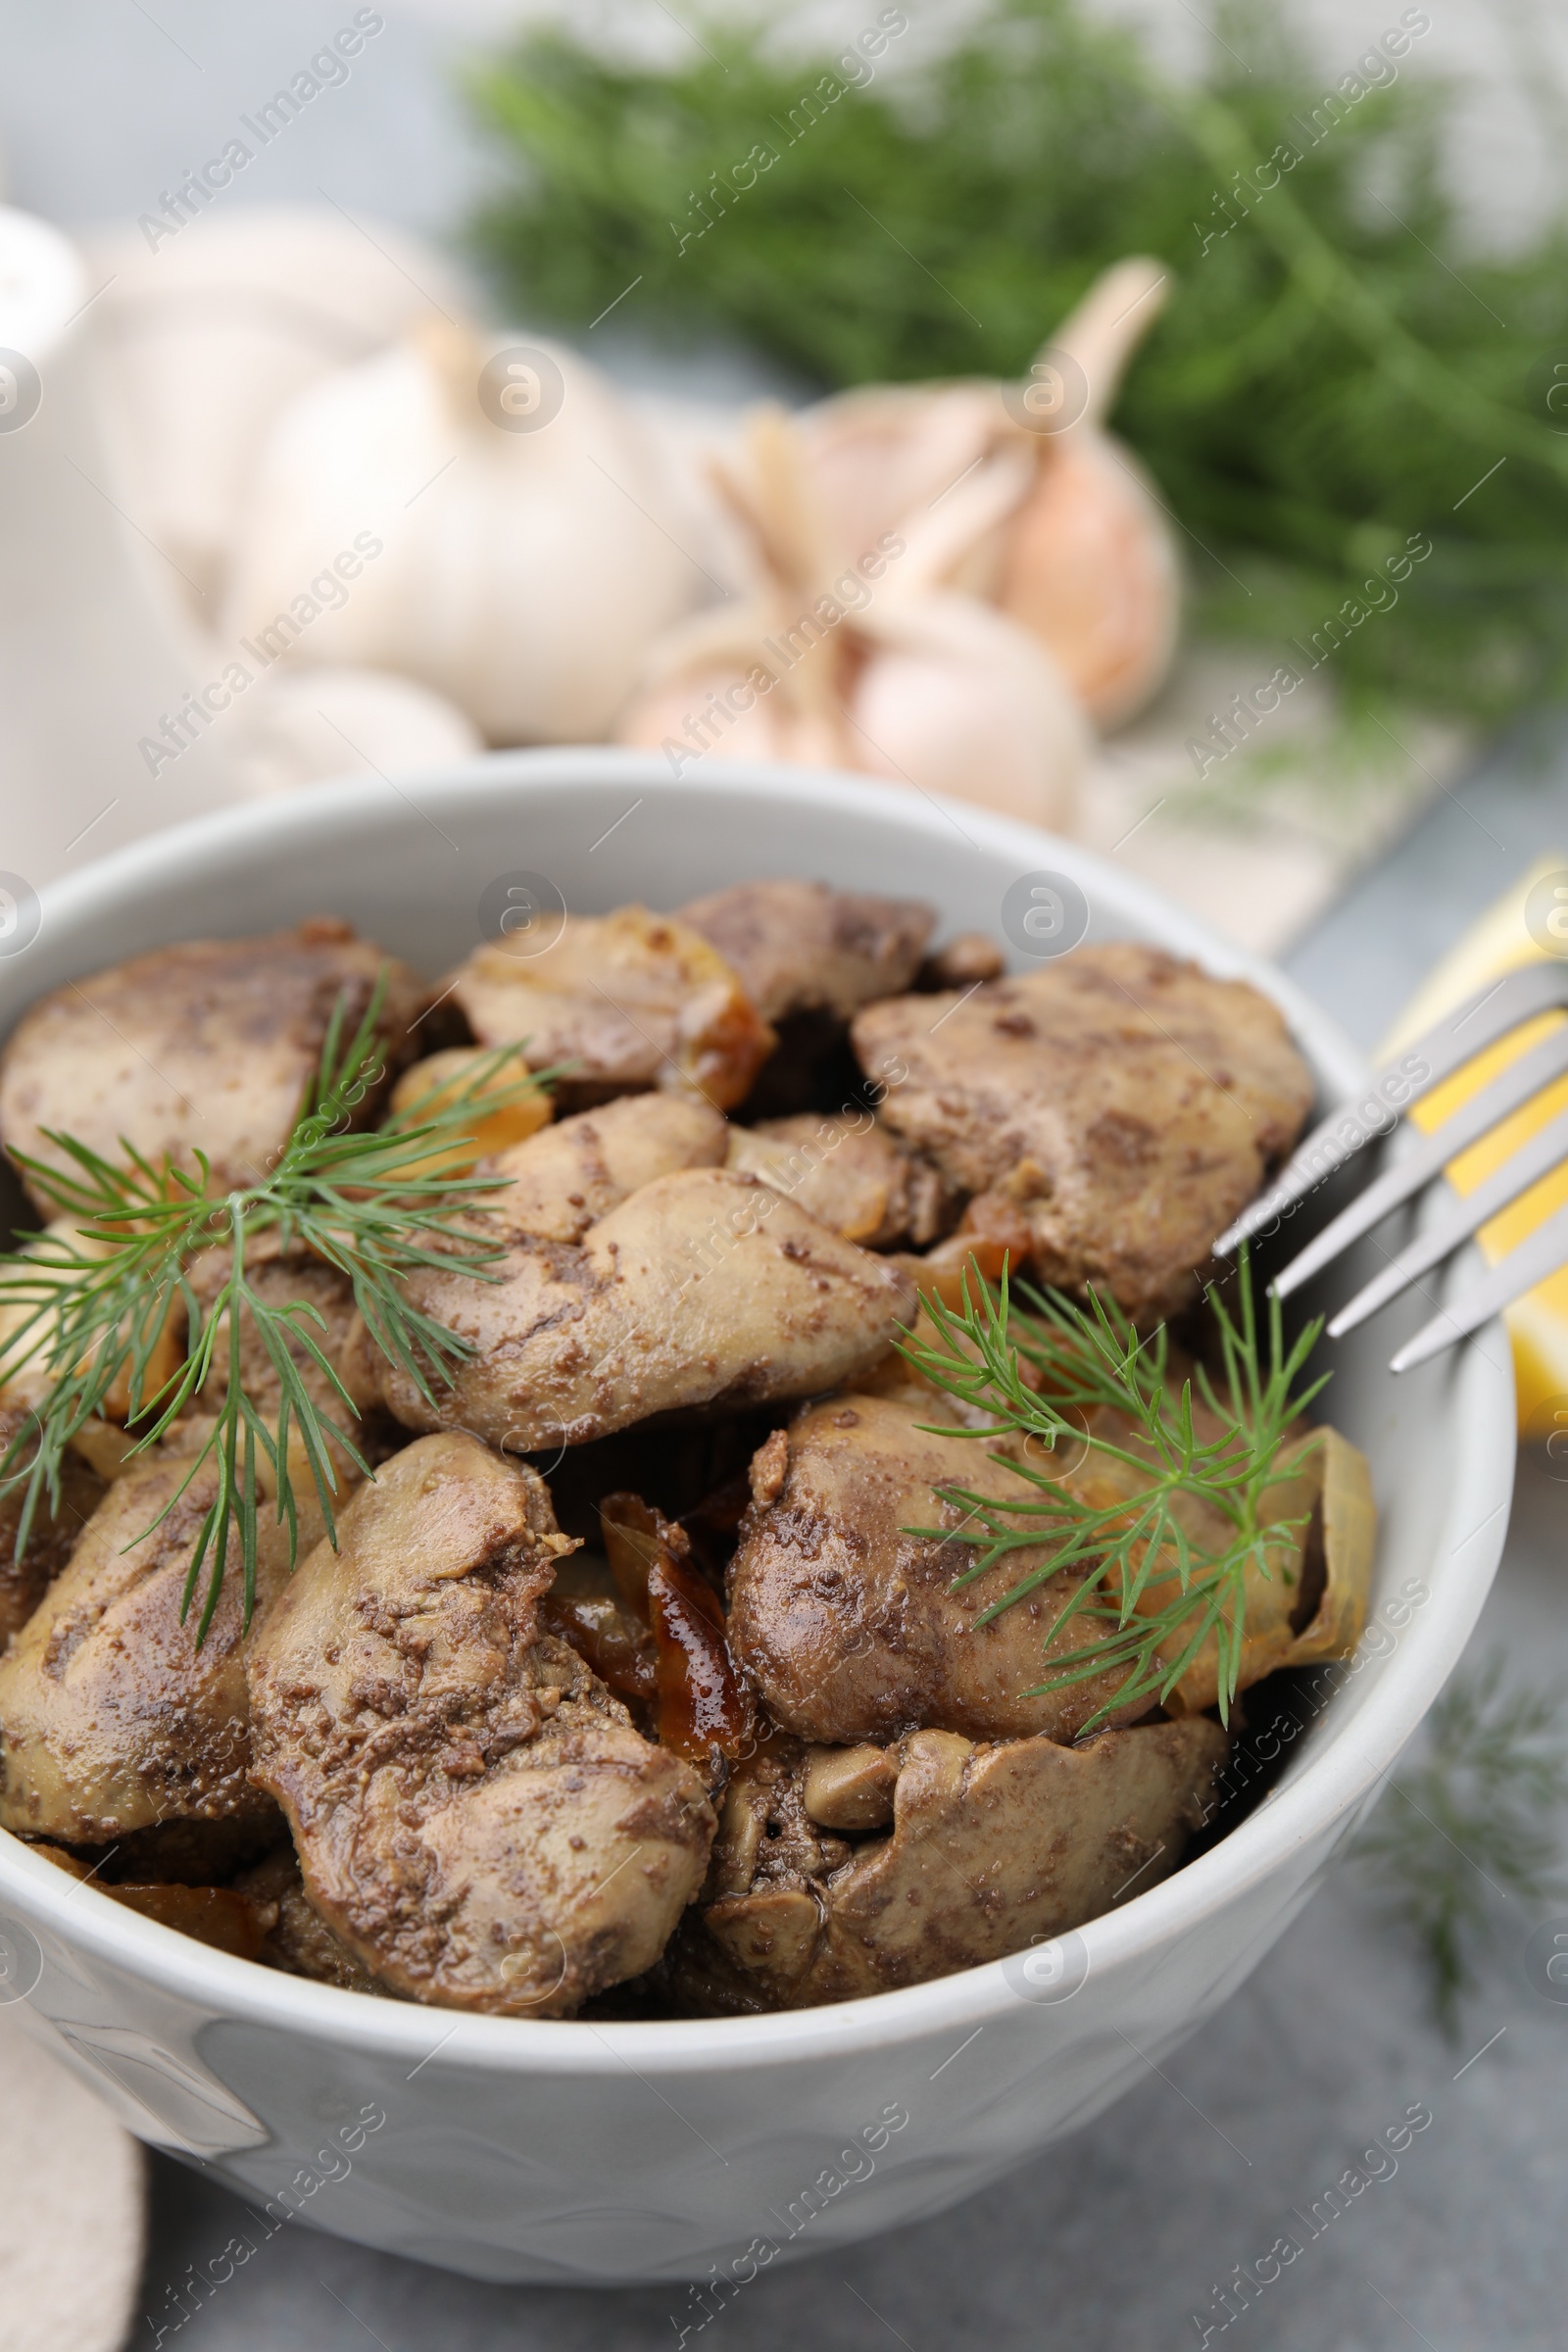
366;1167;913;1453
247;1432;715;2016
236;1846;385;1993
478;1091;728;1245
668;1716;1227;2011
725;1115;948;1250
853;942;1314;1319
0;1406;107;1651
677;881;934;1025
444;906;774;1113
729;1383;1373;1748
0;920;429;1214
0;1451;322;1845
727;1392;1134;1746
679;881;935;1117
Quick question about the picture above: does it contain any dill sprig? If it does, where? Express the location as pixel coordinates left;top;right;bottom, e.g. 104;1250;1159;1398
899;1254;1327;1731
466;0;1568;730
0;985;553;1640
1355;1654;1568;2035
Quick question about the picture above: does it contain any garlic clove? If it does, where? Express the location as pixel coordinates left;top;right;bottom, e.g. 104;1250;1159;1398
617;405;1087;818
630;406;858;769
618;662;799;768
226;665;481;800
619;599;1087;825
850;591;1089;831
719;402;839;602
617;660;848;773
626;390;760;596
891;441;1035;598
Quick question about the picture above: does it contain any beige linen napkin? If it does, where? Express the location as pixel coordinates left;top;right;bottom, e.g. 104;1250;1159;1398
0;2007;145;2352
1073;644;1466;956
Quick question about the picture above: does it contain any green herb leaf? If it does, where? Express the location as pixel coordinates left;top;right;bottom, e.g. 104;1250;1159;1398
899;1250;1326;1729
1355;1652;1568;2035
0;989;559;1636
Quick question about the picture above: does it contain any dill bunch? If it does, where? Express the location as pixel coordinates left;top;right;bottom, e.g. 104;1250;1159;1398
466;0;1568;729
0;987;551;1641
1356;1653;1568;2035
899;1256;1326;1732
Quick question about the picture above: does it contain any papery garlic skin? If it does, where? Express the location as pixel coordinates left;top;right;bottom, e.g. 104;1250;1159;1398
620;605;1086;830
801;371;1182;728
796;383;1003;597
223;326;710;745
626;391;758;597
997;431;1180;731
991;259;1181;729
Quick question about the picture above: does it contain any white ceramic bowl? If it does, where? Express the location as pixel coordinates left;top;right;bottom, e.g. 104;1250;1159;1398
0;753;1513;2285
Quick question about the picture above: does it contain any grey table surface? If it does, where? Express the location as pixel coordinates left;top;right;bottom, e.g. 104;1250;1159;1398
5;7;1568;2346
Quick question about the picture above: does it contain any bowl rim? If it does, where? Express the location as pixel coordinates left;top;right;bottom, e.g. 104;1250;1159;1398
0;750;1516;2076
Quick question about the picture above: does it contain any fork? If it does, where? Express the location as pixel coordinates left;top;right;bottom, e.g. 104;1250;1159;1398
1214;962;1568;1372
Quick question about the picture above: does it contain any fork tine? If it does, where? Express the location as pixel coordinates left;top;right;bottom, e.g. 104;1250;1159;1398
1215;961;1568;1253
1268;1021;1568;1301
1326;1099;1568;1337
1390;1195;1568;1372
1380;960;1568;1088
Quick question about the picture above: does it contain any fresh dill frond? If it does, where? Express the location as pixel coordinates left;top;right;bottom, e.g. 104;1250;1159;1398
466;0;1568;731
1355;1654;1568;2036
0;985;556;1639
899;1252;1327;1730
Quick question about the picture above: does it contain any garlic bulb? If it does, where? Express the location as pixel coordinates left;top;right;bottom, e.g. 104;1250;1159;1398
226;664;481;800
799;257;1180;728
82;206;469;621
617;406;1088;831
222;320;710;745
994;259;1180;729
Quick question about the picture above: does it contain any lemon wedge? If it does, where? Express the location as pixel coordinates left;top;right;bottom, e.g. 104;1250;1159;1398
1379;852;1568;1435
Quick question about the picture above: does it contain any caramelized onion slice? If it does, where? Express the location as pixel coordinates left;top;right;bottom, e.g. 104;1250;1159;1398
599;1491;748;1766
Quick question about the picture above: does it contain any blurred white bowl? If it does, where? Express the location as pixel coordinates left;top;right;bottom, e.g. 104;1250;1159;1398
0;753;1513;2285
